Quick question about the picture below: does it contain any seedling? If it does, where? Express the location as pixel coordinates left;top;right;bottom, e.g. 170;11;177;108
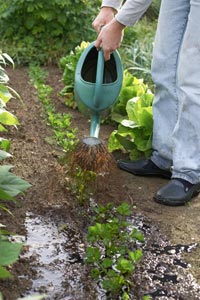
85;202;144;299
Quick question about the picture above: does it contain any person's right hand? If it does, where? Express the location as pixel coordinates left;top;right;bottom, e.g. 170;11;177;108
92;7;115;33
95;18;125;61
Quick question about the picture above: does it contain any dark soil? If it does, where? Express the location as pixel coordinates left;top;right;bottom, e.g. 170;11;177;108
0;66;200;300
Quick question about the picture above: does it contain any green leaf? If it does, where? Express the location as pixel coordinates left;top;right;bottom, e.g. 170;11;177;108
8;86;21;101
0;150;12;161
0;138;11;151
0;110;19;125
0;240;22;266
117;124;136;138
102;258;113;269
121;119;138;129
0;84;13;103
102;271;125;292
136;107;153;131
0;71;9;84
0;124;7;132
107;131;123;152
130;228;144;242
0;291;3;300
86;246;101;263
90;267;100;279
0;265;12;279
126;97;139;122
115;133;135;151
129;249;143;263
122;291;130;300
142;296;152;300
134;134;152;152
2;53;14;66
116;203;132;216
0;188;14;200
0;204;12;215
116;258;135;274
0;165;31;197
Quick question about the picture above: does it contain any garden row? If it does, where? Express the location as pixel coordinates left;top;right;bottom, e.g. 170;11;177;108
0;1;160;299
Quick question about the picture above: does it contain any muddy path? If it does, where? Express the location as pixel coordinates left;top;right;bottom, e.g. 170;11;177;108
0;66;200;300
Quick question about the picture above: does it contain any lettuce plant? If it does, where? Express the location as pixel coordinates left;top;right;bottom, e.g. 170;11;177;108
109;71;154;159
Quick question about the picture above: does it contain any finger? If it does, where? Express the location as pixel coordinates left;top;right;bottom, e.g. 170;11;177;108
99;24;104;32
103;49;111;61
95;38;102;50
92;20;99;33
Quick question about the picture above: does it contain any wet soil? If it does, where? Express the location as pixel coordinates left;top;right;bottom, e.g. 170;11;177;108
0;66;200;300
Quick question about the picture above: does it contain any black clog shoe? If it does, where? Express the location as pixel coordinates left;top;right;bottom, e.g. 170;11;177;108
117;159;171;179
154;179;200;206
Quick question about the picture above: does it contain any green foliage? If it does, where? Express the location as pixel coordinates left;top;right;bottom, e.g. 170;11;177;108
29;63;98;204
108;71;154;160
0;52;31;299
68;167;97;204
112;71;149;117
145;0;161;20
86;202;144;299
0;0;101;65
29;63;78;152
0;235;23;279
121;18;157;86
0;52;31;213
124;40;154;88
143;296;152;300
59;41;90;108
0;165;31;198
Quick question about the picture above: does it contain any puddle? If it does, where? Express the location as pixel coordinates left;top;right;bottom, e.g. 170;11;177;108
21;210;200;300
22;211;96;300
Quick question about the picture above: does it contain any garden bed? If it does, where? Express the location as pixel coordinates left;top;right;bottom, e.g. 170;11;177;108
0;66;200;300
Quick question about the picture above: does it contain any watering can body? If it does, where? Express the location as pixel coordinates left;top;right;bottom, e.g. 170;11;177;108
74;42;123;117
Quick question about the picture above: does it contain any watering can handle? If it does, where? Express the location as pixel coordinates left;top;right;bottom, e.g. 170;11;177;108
93;49;104;109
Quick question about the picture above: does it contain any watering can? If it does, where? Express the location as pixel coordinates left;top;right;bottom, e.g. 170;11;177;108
74;42;123;138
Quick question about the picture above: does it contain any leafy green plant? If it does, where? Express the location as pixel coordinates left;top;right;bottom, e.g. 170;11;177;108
145;0;161;20
0;52;31;211
29;63;99;204
0;51;31;298
86;202;144;299
0;165;31;214
0;232;23;279
68;167;97;204
124;40;154;88
29;63;78;152
59;41;90;108
120;17;157;87
0;0;101;65
108;71;154;160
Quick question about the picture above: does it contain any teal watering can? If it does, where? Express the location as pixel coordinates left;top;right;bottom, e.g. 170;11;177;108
74;42;123;139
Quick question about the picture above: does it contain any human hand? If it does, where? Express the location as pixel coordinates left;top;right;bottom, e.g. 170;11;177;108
95;18;125;61
92;7;115;33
